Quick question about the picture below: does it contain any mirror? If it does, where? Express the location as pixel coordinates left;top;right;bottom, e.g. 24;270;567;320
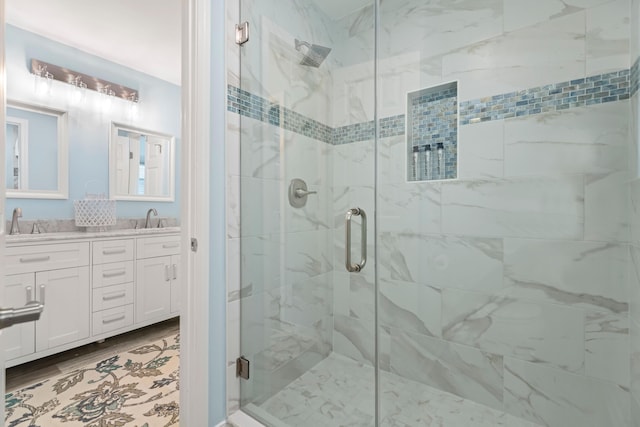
5;101;68;199
109;123;175;201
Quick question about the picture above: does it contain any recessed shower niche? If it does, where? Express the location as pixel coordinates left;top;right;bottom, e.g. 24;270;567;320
407;82;458;182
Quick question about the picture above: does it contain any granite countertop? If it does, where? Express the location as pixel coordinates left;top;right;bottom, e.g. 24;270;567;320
6;226;181;244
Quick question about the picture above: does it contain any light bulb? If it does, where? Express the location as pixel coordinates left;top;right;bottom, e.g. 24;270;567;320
68;77;87;105
100;86;115;113
34;71;53;96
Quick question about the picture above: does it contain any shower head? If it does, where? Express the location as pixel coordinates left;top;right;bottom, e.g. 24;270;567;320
295;39;331;68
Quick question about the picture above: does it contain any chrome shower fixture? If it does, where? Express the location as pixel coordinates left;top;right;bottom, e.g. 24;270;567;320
294;39;331;67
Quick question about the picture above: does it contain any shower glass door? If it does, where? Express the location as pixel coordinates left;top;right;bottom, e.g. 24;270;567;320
374;1;633;426
236;0;377;425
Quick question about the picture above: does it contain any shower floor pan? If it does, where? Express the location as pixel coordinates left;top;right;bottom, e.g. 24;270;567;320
247;353;542;427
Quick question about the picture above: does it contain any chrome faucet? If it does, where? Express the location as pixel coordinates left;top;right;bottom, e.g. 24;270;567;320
10;207;22;235
145;208;158;228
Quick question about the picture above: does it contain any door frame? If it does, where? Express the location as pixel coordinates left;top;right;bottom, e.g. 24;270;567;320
0;0;7;419
180;0;227;425
180;0;212;424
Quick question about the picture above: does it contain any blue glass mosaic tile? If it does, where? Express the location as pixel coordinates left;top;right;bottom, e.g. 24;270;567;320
333;121;375;145
227;86;331;143
460;69;631;125
227;86;280;126
631;57;639;98
407;83;458;181
227;67;633;147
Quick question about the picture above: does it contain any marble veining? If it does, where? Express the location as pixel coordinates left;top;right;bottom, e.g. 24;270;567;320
503;238;628;313
251;352;541;427
585;310;630;386
390;330;504;410
504;357;630;426
442;290;585;373
5;222;180;244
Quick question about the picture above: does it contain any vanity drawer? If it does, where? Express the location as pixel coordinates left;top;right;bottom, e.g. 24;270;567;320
6;242;90;275
92;261;134;288
92;282;134;312
92;239;134;264
136;235;181;259
92;305;134;336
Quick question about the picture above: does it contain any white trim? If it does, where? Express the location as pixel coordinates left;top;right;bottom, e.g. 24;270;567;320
5;100;68;200
0;0;7;417
179;0;212;425
5;116;29;191
108;122;176;202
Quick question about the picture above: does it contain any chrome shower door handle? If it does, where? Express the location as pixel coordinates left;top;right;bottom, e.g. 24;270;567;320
345;207;367;273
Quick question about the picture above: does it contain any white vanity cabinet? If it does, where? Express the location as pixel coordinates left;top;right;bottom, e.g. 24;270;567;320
4;242;90;363
135;235;181;323
91;239;135;336
4;228;180;368
3;273;36;360
36;267;91;352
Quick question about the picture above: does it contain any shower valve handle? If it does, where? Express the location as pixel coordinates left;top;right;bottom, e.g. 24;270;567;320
294;188;317;198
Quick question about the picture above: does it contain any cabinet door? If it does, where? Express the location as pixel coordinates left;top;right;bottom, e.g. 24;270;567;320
136;256;171;323
35;267;90;352
3;274;36;360
170;255;181;314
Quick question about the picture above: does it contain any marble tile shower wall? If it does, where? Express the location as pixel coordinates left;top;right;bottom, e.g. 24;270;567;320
225;0;338;414
333;1;633;427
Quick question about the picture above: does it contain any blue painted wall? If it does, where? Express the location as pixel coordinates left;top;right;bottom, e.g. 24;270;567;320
5;25;181;221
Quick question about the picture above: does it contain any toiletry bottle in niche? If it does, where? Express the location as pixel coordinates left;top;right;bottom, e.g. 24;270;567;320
422;144;432;181
436;142;445;179
412;145;420;181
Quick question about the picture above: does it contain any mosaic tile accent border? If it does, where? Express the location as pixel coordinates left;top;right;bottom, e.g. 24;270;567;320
631;57;639;98
460;69;630;125
227;67;632;145
227;85;332;143
333;121;375;145
227;85;280;127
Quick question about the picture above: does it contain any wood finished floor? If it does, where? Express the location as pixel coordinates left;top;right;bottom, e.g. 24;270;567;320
6;317;180;392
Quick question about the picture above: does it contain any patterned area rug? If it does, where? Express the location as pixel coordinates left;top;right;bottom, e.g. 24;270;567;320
5;334;180;427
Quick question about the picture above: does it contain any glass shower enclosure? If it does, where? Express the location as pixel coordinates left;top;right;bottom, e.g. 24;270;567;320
234;1;636;426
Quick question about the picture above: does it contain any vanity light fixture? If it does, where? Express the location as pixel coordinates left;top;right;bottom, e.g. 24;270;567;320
32;63;53;96
30;59;140;104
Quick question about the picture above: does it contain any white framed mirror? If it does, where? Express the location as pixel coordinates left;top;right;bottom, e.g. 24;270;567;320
5;100;69;199
109;122;175;202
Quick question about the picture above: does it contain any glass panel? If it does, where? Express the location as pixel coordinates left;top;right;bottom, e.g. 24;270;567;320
377;1;633;426
237;0;376;425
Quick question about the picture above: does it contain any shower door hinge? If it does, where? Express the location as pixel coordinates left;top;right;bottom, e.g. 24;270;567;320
235;22;250;45
236;356;250;380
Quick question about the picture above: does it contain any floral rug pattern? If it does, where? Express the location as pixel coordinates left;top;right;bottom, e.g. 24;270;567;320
5;334;180;427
